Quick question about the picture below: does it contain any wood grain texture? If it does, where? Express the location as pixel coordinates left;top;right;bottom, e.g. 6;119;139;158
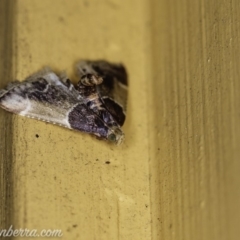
0;0;240;239
149;0;240;239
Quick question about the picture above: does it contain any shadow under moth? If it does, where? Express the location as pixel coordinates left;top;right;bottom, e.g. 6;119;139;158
0;60;128;144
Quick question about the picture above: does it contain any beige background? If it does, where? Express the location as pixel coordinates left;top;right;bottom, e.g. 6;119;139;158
0;0;240;239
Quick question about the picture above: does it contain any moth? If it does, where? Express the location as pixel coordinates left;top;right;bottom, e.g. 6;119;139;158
0;60;128;144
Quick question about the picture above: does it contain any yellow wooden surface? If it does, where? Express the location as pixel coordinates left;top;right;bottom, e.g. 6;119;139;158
0;0;240;239
149;0;240;239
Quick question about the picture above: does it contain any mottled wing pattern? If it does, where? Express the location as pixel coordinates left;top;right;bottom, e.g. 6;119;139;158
0;69;81;127
0;68;124;143
76;60;128;126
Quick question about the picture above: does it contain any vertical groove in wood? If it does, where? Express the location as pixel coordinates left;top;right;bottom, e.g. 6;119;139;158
0;0;16;230
150;0;240;239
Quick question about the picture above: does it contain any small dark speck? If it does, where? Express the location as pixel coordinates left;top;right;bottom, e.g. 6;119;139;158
145;204;148;208
169;224;172;229
105;161;111;164
83;1;89;7
72;224;77;228
96;159;99;161
35;134;39;138
58;16;65;22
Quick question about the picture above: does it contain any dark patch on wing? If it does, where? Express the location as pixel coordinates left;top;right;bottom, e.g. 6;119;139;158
68;103;109;138
28;84;68;105
102;97;125;126
76;60;128;126
31;78;49;91
91;60;128;86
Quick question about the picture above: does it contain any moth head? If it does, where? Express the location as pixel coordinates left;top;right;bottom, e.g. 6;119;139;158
80;74;103;86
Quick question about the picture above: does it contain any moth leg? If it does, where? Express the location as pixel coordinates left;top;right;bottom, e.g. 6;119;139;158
55;73;81;99
63;78;76;91
80;74;103;86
